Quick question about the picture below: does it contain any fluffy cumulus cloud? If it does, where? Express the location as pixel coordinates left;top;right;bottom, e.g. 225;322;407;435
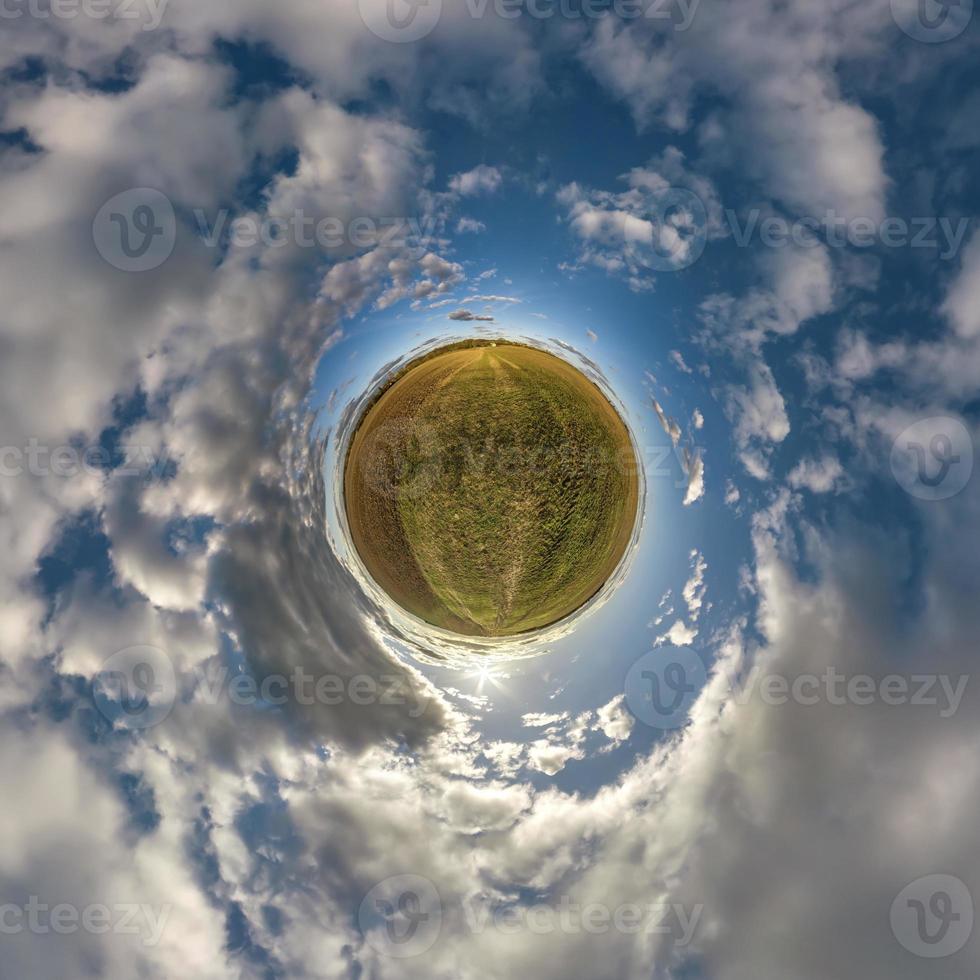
2;1;979;978
580;0;891;222
449;165;504;197
557;146;726;290
0;5;496;969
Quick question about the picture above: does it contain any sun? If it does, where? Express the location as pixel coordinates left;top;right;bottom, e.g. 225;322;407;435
468;664;508;694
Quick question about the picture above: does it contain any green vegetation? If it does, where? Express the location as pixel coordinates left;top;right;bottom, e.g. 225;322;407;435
343;341;640;636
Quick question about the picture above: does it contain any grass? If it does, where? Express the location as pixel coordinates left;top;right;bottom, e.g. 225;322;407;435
343;341;640;636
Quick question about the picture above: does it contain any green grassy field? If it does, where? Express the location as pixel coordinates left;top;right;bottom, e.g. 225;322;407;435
343;342;640;636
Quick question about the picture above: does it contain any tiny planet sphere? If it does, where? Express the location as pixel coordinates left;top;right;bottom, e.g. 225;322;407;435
344;341;640;637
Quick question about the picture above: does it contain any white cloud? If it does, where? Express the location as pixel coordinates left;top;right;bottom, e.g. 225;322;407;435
596;696;634;744
581;4;890;223
682;448;705;506
652;398;682;446
0;723;232;979
670;350;693;374
661;619;698;646
449;165;503;196
557;147;725;289
788;455;847;493
942;228;980;339
699;243;835;351
522;712;568;728
441;781;533;834
682;551;708;618
721;360;791;479
457;216;487;234
2;7;977;980
527;739;583;776
651;396;705;504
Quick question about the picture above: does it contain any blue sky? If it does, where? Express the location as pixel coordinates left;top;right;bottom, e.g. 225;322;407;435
4;1;980;978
